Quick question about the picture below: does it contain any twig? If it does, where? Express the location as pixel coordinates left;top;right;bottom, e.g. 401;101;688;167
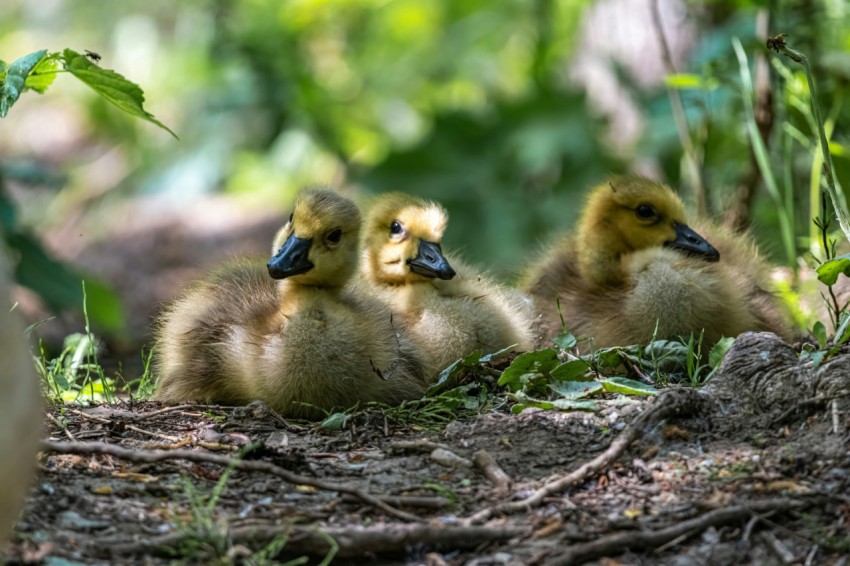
760;530;797;564
39;440;421;523
431;448;473;470
390;440;453;453
545;498;812;565
107;523;525;558
466;388;705;524
45;412;76;441
341;494;452;509
473;450;512;492
831;399;841;435
131;404;211;421
650;0;706;215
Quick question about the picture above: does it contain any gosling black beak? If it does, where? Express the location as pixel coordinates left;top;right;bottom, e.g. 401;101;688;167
407;240;456;280
664;222;720;262
267;234;314;279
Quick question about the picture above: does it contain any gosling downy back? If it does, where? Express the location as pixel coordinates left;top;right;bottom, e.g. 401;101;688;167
522;175;791;349
155;188;426;418
360;192;534;378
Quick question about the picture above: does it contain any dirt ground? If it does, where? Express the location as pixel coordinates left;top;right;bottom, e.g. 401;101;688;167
3;333;850;565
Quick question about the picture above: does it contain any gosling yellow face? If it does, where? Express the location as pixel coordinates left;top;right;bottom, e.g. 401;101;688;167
267;188;361;287
577;176;719;285
362;193;456;285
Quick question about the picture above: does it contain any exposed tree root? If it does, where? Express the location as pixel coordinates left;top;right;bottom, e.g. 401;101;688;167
466;388;707;524
545;498;815;566
108;524;526;558
39;440;420;523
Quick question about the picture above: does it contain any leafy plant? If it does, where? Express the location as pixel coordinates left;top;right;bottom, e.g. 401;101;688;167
0;48;175;136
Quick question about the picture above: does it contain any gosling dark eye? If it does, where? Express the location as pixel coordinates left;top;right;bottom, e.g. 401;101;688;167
390;221;403;235
326;229;342;244
288;213;294;223
635;204;656;220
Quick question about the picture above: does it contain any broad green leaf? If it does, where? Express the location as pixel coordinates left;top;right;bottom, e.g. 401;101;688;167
497;348;558;390
549;379;602;400
319;412;350;430
816;254;850;285
549;398;600;411
0;49;47;117
550;359;591;381
600;377;657;396
708;336;735;369
426;349;482;396
25;53;60;93
6;231;125;333
594;347;625;369
812;321;828;349
60;48;177;138
553;332;576;350
836;312;850;345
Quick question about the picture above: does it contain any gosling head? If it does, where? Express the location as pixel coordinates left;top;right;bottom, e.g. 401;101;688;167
267;188;361;288
362;193;456;286
577;176;719;286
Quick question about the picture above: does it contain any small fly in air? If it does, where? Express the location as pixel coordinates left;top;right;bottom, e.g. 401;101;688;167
84;50;102;64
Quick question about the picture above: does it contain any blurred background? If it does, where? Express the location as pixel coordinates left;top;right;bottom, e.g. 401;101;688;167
1;0;849;380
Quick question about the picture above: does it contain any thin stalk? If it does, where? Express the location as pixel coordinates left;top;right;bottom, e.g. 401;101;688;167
651;0;706;215
733;37;797;266
769;35;850;244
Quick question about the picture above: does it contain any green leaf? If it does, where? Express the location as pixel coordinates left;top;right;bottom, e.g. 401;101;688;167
816;254;850;285
812;321;828;349
0;49;47;117
664;73;715;90
25;53;60;93
600;377;658;396
553;332;576;350
479;344;515;363
60;48;177;138
497;348;558;391
550;359;591;381
548;379;602;400
708;336;735;369
426;349;483;396
594;347;625;369
6;231;125;333
319;412;350;430
510;391;600;413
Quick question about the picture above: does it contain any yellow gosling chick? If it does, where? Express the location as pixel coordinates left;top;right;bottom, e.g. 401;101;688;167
154;189;426;419
359;193;534;380
0;253;42;542
522;175;791;349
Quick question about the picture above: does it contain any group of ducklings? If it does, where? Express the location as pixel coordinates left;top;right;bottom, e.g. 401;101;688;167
154;175;791;418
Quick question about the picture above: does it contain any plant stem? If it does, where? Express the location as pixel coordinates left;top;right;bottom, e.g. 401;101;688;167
769;36;850;244
733;37;796;266
650;0;706;216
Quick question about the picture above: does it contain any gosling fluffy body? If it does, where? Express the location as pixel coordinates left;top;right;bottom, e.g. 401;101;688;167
155;189;426;418
360;193;534;378
523;176;790;349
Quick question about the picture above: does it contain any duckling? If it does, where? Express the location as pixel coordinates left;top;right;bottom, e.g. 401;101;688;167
0;253;42;542
359;193;534;379
154;189;427;419
522;175;791;349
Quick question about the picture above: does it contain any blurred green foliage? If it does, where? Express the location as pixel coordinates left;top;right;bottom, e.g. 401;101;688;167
2;0;850;338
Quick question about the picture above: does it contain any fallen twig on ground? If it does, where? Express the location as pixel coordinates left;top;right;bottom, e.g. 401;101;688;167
39;440;421;523
107;524;526;558
473;449;512;492
467;388;706;523
545;498;813;565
